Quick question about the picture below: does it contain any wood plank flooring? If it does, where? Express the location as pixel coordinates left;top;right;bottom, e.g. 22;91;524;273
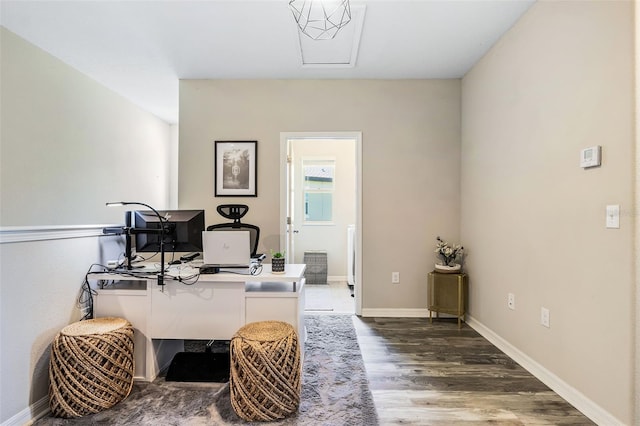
353;317;594;425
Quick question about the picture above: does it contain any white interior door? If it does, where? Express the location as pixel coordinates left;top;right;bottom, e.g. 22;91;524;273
285;140;295;262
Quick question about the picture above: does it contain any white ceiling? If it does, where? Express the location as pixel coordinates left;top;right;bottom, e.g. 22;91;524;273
1;0;535;124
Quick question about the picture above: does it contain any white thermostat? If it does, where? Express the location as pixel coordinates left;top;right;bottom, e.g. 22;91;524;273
580;146;601;168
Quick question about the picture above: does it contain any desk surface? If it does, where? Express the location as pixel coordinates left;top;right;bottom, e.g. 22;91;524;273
197;263;306;282
90;263;306;283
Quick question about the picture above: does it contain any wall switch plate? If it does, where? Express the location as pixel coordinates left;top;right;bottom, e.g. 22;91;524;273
508;293;515;310
392;272;400;284
580;146;601;168
606;205;620;229
541;307;550;328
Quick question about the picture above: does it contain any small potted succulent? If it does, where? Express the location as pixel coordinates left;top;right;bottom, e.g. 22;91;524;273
434;236;464;273
270;249;286;274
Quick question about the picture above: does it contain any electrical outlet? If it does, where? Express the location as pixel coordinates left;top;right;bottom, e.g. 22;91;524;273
392;272;400;284
541;307;550;328
508;293;515;310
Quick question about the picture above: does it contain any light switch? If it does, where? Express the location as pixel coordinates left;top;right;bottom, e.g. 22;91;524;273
606;205;620;229
580;146;601;168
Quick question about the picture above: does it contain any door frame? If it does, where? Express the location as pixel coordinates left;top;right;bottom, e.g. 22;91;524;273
280;131;363;316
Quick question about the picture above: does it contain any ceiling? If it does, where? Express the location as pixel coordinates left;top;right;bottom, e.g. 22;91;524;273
0;0;535;124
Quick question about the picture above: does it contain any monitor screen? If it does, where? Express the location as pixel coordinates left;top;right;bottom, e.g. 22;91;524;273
133;209;205;253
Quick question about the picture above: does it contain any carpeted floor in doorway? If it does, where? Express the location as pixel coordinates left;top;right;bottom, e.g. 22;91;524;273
34;315;378;425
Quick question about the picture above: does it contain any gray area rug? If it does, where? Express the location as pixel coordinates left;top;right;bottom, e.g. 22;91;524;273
34;315;378;425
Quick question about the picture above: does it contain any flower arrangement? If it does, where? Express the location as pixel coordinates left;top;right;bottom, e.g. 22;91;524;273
435;236;463;266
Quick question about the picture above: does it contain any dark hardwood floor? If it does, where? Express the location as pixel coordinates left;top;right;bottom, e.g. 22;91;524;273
353;317;594;425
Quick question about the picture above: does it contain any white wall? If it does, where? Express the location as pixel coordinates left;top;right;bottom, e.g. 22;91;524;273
178;79;462;311
0;28;171;424
0;235;126;425
291;138;356;278
461;2;634;424
169;123;179;209
0;28;171;226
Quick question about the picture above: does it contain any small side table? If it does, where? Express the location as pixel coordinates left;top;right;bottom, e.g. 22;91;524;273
49;317;134;418
427;271;468;328
230;321;301;421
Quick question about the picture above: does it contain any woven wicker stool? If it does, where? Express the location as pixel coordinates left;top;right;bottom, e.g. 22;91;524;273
230;321;301;421
48;317;134;418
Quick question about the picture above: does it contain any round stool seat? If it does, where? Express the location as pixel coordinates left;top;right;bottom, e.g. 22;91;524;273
230;321;301;421
49;317;134;418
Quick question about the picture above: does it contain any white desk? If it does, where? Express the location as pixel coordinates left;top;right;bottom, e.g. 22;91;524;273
91;263;306;381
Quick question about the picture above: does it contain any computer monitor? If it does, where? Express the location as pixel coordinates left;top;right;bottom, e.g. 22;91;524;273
133;209;205;253
125;210;136;268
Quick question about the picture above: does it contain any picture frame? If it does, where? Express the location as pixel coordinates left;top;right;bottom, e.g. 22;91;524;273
214;141;258;197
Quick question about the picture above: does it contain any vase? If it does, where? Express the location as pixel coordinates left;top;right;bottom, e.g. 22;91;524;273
271;258;286;274
434;263;461;274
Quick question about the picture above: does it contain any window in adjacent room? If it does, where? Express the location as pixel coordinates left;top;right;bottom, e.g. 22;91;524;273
303;158;335;223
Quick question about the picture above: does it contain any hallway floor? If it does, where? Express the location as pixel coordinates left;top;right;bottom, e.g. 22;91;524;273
304;281;355;314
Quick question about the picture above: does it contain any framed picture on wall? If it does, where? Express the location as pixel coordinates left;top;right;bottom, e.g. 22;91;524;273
214;141;258;197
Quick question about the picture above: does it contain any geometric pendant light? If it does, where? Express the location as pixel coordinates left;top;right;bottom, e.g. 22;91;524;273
288;0;352;40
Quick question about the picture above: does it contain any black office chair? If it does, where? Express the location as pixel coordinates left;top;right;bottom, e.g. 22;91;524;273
207;204;263;260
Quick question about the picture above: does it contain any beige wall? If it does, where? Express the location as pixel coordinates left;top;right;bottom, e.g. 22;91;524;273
461;1;634;423
1;27;171;226
0;28;171;423
636;4;640;423
179;79;461;310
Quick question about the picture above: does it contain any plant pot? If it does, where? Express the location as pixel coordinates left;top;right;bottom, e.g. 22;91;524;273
271;258;286;274
434;263;461;274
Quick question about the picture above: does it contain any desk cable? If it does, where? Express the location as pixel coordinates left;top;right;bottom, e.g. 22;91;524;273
250;263;263;275
212;263;263;276
78;263;111;320
80;260;265;318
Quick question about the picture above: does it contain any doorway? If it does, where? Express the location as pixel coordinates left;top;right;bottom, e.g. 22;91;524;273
279;132;362;315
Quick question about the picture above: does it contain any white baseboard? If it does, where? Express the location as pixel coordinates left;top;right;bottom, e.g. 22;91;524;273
466;315;624;426
361;308;430;317
2;396;49;426
360;308;459;318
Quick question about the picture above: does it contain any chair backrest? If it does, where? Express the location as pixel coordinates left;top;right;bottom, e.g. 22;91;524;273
206;204;260;257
